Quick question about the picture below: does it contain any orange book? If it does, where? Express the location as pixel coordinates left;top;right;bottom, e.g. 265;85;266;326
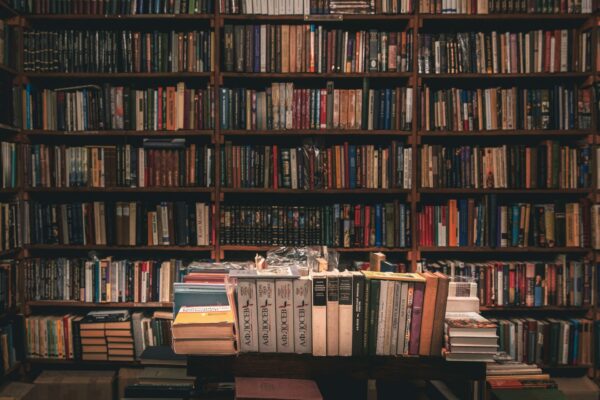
289;25;297;73
448;200;457;247
418;272;439;356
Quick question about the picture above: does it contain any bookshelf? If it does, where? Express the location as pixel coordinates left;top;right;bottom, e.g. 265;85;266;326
0;0;597;391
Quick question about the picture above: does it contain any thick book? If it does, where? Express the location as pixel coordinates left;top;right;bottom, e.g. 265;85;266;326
311;273;327;356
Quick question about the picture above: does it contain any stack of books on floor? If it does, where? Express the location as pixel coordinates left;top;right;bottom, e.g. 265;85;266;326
172;305;237;355
124;367;195;399
444;312;499;362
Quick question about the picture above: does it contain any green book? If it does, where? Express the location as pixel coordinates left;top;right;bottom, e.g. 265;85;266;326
367;279;381;355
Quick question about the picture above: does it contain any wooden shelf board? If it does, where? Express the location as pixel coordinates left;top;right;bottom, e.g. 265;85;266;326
419;188;592;195
24;72;212;79
419;247;590;253
422;72;591;79
25;13;214;20
420;13;591;20
221;188;410;194
0;124;19;133
27;301;173;308
25;245;214;252
480;306;592;312
221;72;411;79
419;129;591;137
221;14;413;21
220;245;409;252
221;129;411;136
24;129;214;137
27;187;214;193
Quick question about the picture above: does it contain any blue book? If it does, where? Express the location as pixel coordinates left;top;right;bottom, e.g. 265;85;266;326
349;145;356;189
375;204;382;247
93;260;100;303
173;283;228;316
511;206;520;247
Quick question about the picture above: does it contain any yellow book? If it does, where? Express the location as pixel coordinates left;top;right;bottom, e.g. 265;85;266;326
172;306;236;340
361;271;426;282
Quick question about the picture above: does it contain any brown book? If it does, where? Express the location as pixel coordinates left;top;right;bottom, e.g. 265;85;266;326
82;345;107;353
418;272;439;356
82;353;108;361
80;330;105;338
235;377;322;400
107;336;134;344
430;272;450;357
80;338;107;345
108;342;134;350
108;348;134;356
105;329;133;338
104;321;131;330
108;355;135;362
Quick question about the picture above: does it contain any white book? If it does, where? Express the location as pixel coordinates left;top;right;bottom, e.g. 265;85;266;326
326;271;339;356
389;282;401;356
257;279;276;352
236;279;259;352
312;273;327;356
275;279;295;353
396;282;409;355
338;272;353;356
293;277;312;354
375;280;388;355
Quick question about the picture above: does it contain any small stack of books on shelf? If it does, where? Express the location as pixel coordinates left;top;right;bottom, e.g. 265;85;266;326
444;312;499;362
79;310;134;361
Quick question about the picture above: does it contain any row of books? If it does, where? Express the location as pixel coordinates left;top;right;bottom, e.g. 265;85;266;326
425;259;594;307
17;0;215;14
419;143;592;189
0;321;19;374
231;270;449;356
418;30;590;75
25;310;172;361
25;201;214;246
221;142;412;190
22;258;186;303
220;85;413;131
1;142;17;189
0;202;20;253
420;86;593;132
417;197;591;248
23;30;214;73
25;142;214;188
223;25;413;73
21;83;215;131
220;202;411;248
221;0;414;14
493;317;592;366
0;263;13;314
418;0;593;14
0;21;16;70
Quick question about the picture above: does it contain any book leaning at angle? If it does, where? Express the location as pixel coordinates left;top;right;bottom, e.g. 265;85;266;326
172;305;237;355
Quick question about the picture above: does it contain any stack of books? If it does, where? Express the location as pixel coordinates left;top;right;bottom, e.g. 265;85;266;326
79;310;134;361
444;312;499;362
172;305;237;355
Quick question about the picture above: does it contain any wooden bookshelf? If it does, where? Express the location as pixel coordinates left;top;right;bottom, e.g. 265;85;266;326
1;3;597;389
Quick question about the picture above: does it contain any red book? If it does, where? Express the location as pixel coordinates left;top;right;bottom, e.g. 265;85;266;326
364;206;371;247
158;87;163;129
408;282;425;355
320;89;327;129
273;144;278;189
